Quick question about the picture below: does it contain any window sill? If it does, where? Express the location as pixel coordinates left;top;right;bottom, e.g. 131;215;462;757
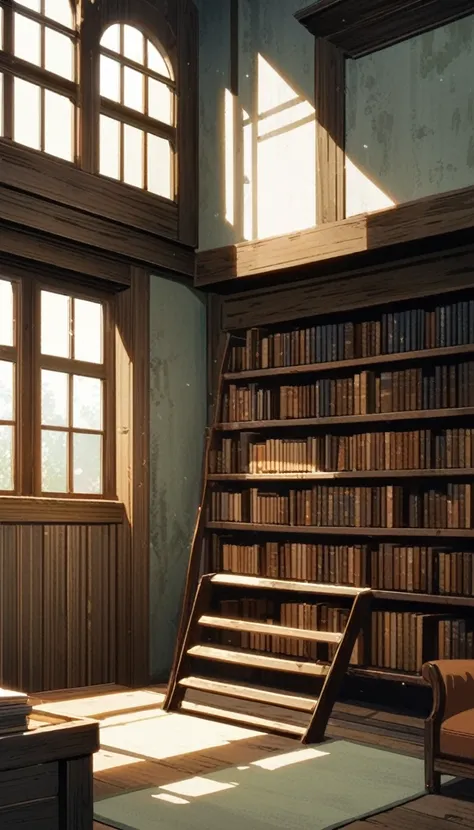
0;495;124;524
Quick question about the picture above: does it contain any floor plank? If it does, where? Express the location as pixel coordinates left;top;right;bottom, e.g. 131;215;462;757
36;683;474;830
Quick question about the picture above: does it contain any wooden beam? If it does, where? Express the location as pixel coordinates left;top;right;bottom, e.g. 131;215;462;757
0;186;195;277
196;183;474;288
315;38;345;224
296;0;474;58
1;227;131;288
0;497;124;524
222;244;474;330
0;141;178;240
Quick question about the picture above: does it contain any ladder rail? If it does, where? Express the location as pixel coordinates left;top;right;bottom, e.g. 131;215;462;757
163;332;231;711
303;588;372;743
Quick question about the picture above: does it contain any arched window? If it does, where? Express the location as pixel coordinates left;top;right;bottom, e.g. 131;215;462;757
99;23;175;199
0;0;77;161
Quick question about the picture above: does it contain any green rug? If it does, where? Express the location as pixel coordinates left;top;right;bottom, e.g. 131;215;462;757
94;739;439;830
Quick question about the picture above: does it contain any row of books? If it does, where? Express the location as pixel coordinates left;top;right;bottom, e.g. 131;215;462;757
229;300;474;371
222;361;474;422
0;689;31;735
209;537;474;596
209;483;474;529
209;429;474;474
211;601;474;672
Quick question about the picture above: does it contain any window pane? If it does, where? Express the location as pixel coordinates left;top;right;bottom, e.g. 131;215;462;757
147;134;172;198
0;279;13;347
0;361;13;421
123;25;144;64
101;23;120;53
42;429;67;492
148;78;172;124
123;125;143;188
15;0;40;12
0;425;13;491
0;11;3;58
100;115;120;180
41;290;70;357
13;78;41;150
0;73;3;135
147;42;170;78
45;28;74;80
124;66;144;112
41;369;68;427
44;91;74;161
44;0;73;28
14;13;41;66
100;55;120;102
73;433;102;494
73;376;102;430
74;299;103;363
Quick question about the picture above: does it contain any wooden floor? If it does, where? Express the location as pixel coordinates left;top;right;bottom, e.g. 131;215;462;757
31;684;474;830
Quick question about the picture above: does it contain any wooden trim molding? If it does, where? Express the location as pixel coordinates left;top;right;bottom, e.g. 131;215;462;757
0;497;124;524
221;244;474;331
296;0;474;58
0;186;195;277
315;38;345;224
195;183;474;287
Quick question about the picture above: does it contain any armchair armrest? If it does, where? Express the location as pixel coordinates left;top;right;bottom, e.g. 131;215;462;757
423;660;474;722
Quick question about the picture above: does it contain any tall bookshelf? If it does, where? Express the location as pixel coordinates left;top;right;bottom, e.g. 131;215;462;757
204;289;474;688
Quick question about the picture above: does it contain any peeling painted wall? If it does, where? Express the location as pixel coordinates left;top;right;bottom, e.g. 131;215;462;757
346;16;474;217
149;275;207;679
197;0;315;249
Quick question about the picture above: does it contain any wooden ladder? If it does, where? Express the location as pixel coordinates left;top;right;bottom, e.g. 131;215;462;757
164;573;372;743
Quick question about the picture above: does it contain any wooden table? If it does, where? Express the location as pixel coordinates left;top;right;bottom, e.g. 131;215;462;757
0;711;99;829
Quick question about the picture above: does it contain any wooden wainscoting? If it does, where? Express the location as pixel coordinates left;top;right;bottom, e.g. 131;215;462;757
0;500;128;693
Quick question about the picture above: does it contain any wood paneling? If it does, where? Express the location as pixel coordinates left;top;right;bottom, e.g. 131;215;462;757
196;183;474;287
0;522;121;693
0;141;178;240
296;0;474;58
222;245;474;330
177;0;199;247
315;39;345;224
0;188;194;277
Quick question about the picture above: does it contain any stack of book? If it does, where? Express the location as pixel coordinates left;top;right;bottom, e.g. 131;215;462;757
0;688;32;735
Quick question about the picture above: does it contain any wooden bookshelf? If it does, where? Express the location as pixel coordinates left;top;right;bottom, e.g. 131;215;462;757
216;407;474;432
204;290;474;689
224;342;474;381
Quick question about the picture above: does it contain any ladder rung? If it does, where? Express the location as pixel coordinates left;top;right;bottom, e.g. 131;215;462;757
180;700;306;737
179;676;318;712
187;645;330;676
210;574;368;597
198;615;343;644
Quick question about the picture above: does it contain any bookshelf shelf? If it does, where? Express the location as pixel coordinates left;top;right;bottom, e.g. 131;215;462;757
224;343;474;382
373;590;474;607
208;468;474;482
347;666;427;686
207;521;474;539
216;406;474;432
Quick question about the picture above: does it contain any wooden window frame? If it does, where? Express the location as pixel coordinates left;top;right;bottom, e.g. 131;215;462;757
0;0;79;157
0;267;116;499
98;22;177;198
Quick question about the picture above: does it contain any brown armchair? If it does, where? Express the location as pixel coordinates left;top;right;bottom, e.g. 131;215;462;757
423;660;474;793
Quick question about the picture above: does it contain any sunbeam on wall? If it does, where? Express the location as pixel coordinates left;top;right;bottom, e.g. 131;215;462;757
224;54;316;242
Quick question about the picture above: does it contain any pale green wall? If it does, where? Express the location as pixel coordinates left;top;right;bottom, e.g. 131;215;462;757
149;275;207;679
346;16;474;216
197;1;474;241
